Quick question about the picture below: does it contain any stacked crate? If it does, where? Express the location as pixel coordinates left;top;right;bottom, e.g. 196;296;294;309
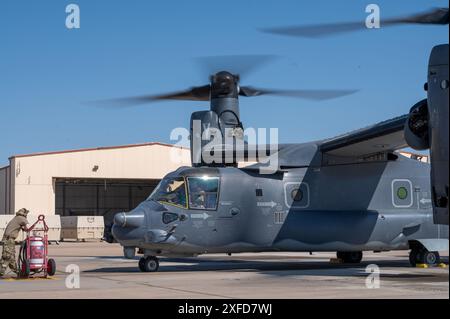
61;216;104;241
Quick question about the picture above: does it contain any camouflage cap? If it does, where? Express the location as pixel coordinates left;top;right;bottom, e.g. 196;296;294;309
16;208;30;216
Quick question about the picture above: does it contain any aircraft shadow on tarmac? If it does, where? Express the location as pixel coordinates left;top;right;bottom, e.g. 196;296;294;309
84;255;449;282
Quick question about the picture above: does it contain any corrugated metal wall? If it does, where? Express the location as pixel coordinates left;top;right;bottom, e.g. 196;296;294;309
0;166;10;214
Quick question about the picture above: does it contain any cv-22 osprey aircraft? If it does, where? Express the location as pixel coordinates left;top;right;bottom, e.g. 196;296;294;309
107;9;449;273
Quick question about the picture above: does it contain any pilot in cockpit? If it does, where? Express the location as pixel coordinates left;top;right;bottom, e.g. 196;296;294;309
190;183;206;209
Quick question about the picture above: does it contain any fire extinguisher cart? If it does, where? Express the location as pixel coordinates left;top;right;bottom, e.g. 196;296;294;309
18;215;56;278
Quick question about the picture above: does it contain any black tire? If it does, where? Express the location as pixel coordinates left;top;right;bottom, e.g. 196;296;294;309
338;251;363;264
410;248;440;267
409;249;421;267
420;250;440;266
336;252;346;260
432;252;441;265
47;259;56;276
138;257;146;272
139;256;159;272
346;252;363;263
20;260;30;278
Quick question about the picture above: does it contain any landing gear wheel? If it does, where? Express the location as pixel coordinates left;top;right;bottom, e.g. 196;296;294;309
47;258;56;276
345;252;363;263
420;250;440;266
139;256;159;272
422;251;435;265
431;251;441;265
138;257;146;272
337;251;363;264
409;249;421;267
409;248;440;267
336;252;346;260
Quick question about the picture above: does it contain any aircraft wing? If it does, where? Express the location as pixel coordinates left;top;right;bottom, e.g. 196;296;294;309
319;114;409;157
219;114;410;170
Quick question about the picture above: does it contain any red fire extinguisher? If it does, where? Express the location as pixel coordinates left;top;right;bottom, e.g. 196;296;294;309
18;215;56;278
29;236;45;269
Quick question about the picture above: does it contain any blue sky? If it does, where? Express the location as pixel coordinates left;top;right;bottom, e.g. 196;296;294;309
0;0;448;166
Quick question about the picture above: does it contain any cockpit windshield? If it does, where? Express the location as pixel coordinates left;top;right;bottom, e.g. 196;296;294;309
149;175;220;210
187;176;220;210
148;177;187;208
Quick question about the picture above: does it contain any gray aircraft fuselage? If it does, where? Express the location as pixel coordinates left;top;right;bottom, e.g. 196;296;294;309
112;144;449;257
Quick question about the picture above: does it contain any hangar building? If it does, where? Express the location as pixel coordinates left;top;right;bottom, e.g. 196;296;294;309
0;142;190;224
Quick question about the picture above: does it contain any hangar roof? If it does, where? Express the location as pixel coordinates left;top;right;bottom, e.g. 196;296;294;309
9;142;188;160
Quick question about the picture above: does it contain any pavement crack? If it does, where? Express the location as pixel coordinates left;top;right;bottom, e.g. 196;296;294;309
95;275;235;299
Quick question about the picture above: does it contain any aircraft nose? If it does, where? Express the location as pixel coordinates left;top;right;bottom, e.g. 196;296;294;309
113;210;145;228
114;212;126;227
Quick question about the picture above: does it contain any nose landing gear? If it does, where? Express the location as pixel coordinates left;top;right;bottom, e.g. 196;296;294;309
138;256;159;272
123;247;136;259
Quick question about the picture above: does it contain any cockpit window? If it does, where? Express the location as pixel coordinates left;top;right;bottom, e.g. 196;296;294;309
149;177;187;208
187;176;220;210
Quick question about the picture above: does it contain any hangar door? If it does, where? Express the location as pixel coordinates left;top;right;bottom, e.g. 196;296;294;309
55;178;159;224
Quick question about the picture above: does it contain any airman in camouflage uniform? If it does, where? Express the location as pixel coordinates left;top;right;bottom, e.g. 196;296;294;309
0;208;29;277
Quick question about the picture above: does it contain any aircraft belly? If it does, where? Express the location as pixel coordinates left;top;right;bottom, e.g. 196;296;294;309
271;209;440;251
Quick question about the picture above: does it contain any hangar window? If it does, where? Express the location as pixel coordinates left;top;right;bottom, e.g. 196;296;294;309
149;177;187;208
187;176;220;210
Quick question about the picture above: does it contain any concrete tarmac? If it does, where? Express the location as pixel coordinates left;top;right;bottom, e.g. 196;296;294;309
0;242;448;299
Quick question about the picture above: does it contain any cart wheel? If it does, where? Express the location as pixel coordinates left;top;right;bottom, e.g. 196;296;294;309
47;259;56;276
20;260;30;278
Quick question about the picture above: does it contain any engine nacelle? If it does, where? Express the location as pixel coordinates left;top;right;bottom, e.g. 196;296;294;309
190;107;245;167
404;99;430;150
190;110;222;167
428;44;449;225
404;45;449;225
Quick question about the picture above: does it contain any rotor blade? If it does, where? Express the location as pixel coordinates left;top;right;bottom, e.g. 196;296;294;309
261;8;449;38
391;7;449;24
149;85;211;101
195;55;278;79
261;21;366;38
90;85;211;108
239;86;359;101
